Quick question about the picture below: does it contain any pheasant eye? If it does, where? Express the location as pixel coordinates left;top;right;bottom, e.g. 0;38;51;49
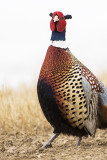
62;16;64;20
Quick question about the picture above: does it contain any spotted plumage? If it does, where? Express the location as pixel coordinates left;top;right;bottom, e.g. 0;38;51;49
80;64;104;93
37;11;107;149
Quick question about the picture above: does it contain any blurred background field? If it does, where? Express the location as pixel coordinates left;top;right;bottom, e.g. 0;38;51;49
0;83;49;135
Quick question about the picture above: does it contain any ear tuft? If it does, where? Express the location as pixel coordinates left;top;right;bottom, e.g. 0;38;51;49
49;13;53;17
64;15;72;19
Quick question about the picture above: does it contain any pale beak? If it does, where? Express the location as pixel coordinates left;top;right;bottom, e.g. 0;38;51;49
53;15;59;22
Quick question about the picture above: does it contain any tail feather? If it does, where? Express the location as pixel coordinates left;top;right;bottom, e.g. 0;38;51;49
98;81;107;128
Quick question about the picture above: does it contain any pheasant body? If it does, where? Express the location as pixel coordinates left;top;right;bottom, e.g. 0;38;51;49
38;45;87;136
38;45;103;136
37;11;107;148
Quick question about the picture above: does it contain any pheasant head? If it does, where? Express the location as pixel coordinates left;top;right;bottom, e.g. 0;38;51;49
49;11;72;41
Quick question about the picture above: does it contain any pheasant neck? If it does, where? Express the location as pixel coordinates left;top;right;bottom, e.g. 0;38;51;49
51;30;67;49
51;41;67;49
51;30;66;41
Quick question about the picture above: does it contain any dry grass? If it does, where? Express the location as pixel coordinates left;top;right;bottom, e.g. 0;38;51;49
0;84;49;135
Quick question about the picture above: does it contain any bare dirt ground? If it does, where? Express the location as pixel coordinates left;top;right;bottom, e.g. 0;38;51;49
0;127;107;160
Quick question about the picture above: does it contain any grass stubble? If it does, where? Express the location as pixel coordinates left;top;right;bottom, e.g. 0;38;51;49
0;83;48;135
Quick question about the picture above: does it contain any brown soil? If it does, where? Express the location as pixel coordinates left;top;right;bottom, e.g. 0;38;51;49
0;127;107;160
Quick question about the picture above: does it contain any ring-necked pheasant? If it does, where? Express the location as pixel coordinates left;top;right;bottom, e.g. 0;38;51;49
37;11;107;149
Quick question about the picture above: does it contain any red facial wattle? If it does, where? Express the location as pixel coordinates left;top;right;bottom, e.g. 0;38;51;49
56;20;66;32
50;19;55;31
50;11;67;32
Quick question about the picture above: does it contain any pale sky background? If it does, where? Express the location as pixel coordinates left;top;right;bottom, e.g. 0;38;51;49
0;0;107;88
